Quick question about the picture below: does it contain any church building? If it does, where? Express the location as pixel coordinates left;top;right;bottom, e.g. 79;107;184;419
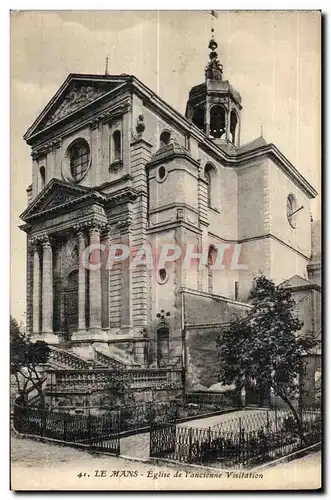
20;33;320;398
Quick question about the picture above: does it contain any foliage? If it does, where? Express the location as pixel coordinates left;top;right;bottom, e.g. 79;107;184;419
10;316;50;406
216;274;312;440
103;377;135;407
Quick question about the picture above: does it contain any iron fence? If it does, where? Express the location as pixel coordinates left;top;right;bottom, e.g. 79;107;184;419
150;408;321;468
13;402;120;455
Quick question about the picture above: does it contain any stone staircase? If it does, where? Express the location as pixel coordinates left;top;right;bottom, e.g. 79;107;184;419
47;343;139;371
48;345;93;370
94;344;140;369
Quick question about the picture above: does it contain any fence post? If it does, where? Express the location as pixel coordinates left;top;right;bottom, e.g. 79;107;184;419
275;407;278;433
266;411;269;431
40;408;46;437
63;414;67;441
300;408;303;448
188;428;193;462
87;413;92;441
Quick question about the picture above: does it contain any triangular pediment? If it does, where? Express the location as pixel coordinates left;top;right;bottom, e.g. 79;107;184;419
20;179;92;222
24;74;130;142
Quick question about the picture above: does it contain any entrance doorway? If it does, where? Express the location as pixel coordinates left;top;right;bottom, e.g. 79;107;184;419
62;270;78;337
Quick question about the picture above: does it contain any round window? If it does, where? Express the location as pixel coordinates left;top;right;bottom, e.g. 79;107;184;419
156;165;167;183
158;268;168;284
68;139;91;182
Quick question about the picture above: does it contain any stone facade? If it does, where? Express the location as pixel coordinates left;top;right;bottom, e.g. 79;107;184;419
20;41;320;397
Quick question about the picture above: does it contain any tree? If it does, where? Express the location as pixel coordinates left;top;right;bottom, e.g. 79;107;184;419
216;274;311;441
10;316;50;407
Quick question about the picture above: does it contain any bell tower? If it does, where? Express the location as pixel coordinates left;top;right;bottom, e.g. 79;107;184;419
185;28;242;148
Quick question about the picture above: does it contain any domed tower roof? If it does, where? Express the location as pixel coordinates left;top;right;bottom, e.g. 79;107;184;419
185;28;242;149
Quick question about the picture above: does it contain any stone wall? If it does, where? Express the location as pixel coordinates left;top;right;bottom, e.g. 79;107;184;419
183;290;251;390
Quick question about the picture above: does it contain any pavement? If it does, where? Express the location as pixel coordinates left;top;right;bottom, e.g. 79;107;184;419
10;434;321;491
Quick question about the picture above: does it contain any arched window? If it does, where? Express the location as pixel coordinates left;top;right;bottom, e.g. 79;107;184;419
192;105;206;132
39;166;45;189
207;246;217;293
210;105;226;139
112;130;121;162
230;110;238;145
160;130;171;148
204;163;218;209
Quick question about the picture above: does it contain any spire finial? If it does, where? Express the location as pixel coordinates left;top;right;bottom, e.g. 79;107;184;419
260;124;264;137
205;11;223;81
105;56;109;76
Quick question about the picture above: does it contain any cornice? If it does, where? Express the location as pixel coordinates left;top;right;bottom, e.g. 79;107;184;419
129;76;317;199
206;230;311;261
20;178;138;223
147;218;202;236
180;287;252;309
149;202;199;216
147;149;200;169
25;73;317;200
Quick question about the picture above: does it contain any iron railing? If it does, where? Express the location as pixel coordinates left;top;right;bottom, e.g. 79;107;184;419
150;408;321;468
13;403;120;455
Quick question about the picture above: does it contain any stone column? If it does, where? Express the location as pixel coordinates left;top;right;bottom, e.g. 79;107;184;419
41;236;53;333
77;228;86;331
88;223;102;330
32;241;40;334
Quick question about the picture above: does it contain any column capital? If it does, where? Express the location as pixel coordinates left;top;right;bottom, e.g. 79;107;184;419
40;234;52;249
101;223;114;240
85;219;106;236
73;223;87;239
28;238;39;254
116;218;132;233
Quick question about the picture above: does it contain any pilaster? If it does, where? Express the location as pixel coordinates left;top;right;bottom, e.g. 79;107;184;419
130;135;153;328
118;219;133;331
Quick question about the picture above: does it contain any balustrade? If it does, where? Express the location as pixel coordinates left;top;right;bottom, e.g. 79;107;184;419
46;367;183;392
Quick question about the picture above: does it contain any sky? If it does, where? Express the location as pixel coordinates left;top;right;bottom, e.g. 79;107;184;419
10;10;321;323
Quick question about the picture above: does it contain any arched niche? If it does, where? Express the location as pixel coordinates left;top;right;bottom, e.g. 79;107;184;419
159;130;171;148
207;245;218;294
204;163;220;210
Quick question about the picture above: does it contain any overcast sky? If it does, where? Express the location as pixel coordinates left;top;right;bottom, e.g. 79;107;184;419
10;10;321;322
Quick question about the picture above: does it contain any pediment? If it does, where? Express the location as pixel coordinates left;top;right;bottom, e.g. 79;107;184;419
24;74;129;142
20;179;92;222
281;274;314;288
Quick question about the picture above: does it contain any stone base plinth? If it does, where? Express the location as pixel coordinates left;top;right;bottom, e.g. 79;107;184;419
30;333;59;344
71;328;110;342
